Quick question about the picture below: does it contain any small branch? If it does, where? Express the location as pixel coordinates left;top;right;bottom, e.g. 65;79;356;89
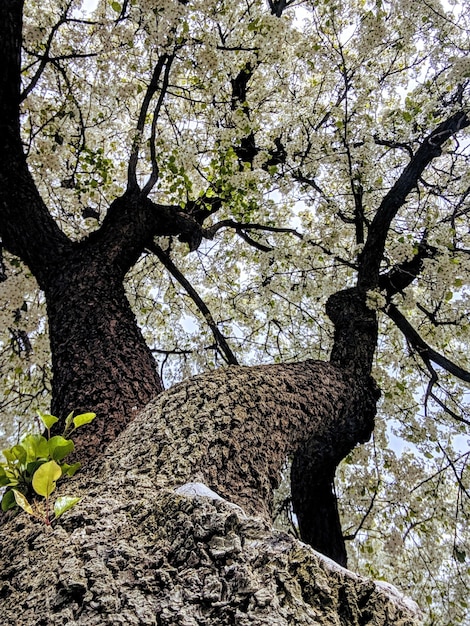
205;219;301;251
205;219;303;239
20;1;73;102
142;55;175;196
437;442;470;501
373;135;414;158
127;55;169;192
116;0;129;21
147;242;239;366
343;485;379;541
236;230;272;252
151;347;194;355
428;391;470;427
0;243;7;282
205;219;358;269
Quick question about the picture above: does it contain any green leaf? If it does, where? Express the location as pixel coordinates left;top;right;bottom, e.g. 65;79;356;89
0;466;10;487
10;444;27;464
54;496;81;519
12;490;34;516
61;462;81;477
37;411;59;431
1;489;17;512
2;449;14;463
47;436;74;461
32;460;62;498
247;18;260;31
21;434;49;461
25;460;45;483
111;1;121;12
64;411;75;433
72;413;96;429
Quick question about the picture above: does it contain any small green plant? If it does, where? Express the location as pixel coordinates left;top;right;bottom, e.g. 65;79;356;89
0;410;96;525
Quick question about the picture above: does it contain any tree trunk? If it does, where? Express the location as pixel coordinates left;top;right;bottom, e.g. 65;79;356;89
44;246;162;458
0;367;421;625
290;288;380;565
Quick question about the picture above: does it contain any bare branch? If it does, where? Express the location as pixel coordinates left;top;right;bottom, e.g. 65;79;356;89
385;302;470;384
358;111;470;292
147;241;239;366
127;55;169;192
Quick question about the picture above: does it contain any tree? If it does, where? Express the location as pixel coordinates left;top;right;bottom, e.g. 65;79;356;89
0;0;469;622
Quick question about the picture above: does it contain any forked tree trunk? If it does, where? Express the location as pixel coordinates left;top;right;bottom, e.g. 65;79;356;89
42;263;379;566
0;367;420;625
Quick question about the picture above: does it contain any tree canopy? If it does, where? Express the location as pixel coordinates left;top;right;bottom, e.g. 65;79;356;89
1;0;470;623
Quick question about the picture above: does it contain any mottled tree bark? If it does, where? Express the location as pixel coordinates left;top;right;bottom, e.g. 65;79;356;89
0;369;421;625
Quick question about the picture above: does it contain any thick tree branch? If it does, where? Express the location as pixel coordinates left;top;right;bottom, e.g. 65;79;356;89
147;241;239;366
385;302;470;383
378;241;438;296
268;0;297;17
85;191;205;275
326;288;379;377
358;111;470;292
0;0;72;284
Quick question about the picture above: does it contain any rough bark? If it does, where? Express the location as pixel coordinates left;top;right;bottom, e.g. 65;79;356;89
93;360;377;521
290;288;380;565
0;366;421;625
44;246;162;457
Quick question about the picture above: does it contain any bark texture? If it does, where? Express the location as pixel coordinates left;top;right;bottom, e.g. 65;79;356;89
0;364;420;625
45;246;162;456
290;288;380;565
96;361;377;522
